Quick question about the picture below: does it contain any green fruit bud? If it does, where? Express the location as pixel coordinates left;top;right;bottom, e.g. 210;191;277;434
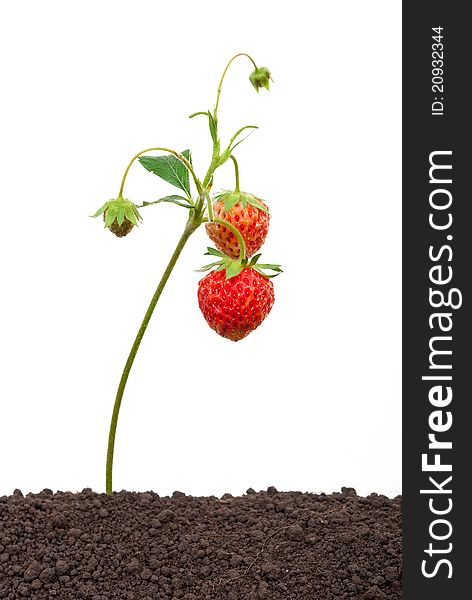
90;196;142;238
249;67;272;92
104;211;135;238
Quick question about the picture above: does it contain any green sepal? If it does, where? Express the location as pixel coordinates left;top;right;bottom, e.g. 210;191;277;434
90;196;142;230
252;263;283;278
225;261;244;279
125;206;138;226
195;261;222;272
197;248;282;280
116;206;125;226
214;190;269;214
204;247;227;258
104;205;117;227
90;201;110;218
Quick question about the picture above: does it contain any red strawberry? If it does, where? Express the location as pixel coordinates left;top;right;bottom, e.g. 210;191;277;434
206;191;269;259
198;268;275;341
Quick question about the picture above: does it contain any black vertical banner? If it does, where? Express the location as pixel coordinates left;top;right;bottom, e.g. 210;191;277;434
403;3;470;599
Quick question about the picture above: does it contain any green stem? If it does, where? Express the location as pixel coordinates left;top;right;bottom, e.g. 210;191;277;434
206;193;213;221
201;53;258;190
230;155;240;192
105;218;198;494
118;147;202;198
214;53;258;119
213;216;245;259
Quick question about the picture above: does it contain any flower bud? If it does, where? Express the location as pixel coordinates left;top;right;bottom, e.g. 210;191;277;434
249;67;272;92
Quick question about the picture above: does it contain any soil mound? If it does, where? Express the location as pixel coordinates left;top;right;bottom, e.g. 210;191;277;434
0;488;401;599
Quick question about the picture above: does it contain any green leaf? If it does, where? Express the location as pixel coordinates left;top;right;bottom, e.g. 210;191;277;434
139;149;192;196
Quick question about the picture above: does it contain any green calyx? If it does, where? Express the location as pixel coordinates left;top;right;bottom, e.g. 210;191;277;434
91;196;143;235
249;67;272;92
215;190;268;214
197;247;282;280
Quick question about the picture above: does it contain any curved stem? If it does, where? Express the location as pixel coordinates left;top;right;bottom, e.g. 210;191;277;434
201;53;258;191
213;216;245;260
118;147;202;198
214;53;257;119
105;218;198;494
230;155;240;192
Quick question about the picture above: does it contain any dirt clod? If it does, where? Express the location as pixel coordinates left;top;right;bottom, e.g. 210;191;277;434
0;488;402;598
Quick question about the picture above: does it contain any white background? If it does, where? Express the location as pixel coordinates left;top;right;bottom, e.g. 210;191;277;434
0;1;401;498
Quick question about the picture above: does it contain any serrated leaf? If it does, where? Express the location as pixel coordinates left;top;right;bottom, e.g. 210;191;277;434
139;149;192;196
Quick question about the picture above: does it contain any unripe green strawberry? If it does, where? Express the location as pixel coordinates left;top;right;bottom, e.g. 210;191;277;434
198;268;275;341
206;191;269;259
91;197;142;238
103;212;134;238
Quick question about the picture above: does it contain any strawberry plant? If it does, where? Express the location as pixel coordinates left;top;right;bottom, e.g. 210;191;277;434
91;53;281;494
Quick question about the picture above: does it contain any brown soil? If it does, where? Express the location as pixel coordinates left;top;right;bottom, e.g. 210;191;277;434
0;487;402;599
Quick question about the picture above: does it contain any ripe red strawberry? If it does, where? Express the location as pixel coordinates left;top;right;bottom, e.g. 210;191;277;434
206;191;270;259
198;268;275;341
